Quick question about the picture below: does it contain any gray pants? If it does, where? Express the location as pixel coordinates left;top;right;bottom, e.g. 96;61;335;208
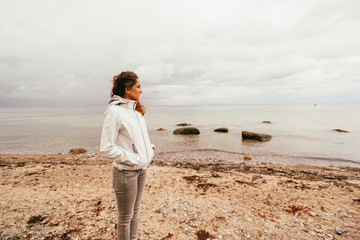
112;167;147;240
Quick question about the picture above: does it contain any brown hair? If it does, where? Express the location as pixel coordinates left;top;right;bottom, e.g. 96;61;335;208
111;71;146;116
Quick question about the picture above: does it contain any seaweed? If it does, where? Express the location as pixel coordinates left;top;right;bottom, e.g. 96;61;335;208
161;232;174;239
196;230;215;240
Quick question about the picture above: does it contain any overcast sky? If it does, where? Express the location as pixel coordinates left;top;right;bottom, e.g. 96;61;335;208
1;0;359;107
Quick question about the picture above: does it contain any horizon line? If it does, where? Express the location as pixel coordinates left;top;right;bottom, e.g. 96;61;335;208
0;102;359;108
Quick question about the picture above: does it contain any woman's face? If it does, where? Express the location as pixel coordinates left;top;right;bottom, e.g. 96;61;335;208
125;78;142;101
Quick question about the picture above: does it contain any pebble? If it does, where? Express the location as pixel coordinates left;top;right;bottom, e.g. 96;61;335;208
244;155;252;160
335;226;346;235
344;222;355;227
308;211;317;217
342;213;352;218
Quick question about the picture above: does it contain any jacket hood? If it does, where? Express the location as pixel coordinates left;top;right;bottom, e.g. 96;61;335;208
108;95;137;110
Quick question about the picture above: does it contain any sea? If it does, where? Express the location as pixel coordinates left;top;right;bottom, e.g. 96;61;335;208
0;103;359;167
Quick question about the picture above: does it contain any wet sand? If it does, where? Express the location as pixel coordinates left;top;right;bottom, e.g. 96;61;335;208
1;153;360;239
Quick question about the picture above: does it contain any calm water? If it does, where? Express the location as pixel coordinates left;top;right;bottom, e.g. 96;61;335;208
0;104;359;167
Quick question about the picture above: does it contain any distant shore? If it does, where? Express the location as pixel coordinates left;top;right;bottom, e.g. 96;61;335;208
1;153;360;239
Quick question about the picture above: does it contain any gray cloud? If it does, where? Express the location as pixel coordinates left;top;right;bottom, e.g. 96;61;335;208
1;0;359;107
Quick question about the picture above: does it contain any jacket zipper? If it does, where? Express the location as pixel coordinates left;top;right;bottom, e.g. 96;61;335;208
133;102;150;164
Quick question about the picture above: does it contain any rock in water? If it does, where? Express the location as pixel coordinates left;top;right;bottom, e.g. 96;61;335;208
242;131;272;142
69;148;87;154
173;127;200;135
214;127;228;133
332;129;349;133
177;123;192;126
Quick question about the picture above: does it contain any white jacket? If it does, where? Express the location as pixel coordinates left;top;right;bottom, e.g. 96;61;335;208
100;96;154;170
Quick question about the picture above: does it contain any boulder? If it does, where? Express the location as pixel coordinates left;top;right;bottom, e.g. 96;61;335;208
173;127;200;135
262;121;272;124
69;148;87;154
157;128;166;131
242;131;272;142
333;129;349;133
214;127;228;133
177;123;192;126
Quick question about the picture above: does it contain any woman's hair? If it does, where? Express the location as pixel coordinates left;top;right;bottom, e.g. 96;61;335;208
111;71;146;116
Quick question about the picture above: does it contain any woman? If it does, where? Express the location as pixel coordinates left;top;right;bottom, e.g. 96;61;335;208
100;71;154;240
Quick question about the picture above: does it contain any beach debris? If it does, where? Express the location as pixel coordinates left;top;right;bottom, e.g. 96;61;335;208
69;148;87;154
235;180;257;187
242;131;272;142
177;123;192;126
92;200;104;216
244;155;252;160
60;229;80;239
27;215;46;224
286;205;308;215
332;129;349;133
183;175;217;193
173;127;200;135
196;229;215;240
157;128;166;131
214;127;228;133
211;172;220;178
214;216;226;221
183;175;203;183
252;175;262;181
335;226;347;235
262;121;272;123
161;232;174;239
197;182;217;192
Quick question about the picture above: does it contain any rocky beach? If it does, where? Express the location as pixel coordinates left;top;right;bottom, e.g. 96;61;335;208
1;153;360;240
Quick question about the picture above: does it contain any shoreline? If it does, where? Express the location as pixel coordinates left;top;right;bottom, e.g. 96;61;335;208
2;148;360;168
155;149;360;168
1;153;360;239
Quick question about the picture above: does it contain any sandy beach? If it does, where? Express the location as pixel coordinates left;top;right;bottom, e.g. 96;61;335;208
1;153;359;240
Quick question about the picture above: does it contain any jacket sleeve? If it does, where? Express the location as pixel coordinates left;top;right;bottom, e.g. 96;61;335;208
100;108;140;166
